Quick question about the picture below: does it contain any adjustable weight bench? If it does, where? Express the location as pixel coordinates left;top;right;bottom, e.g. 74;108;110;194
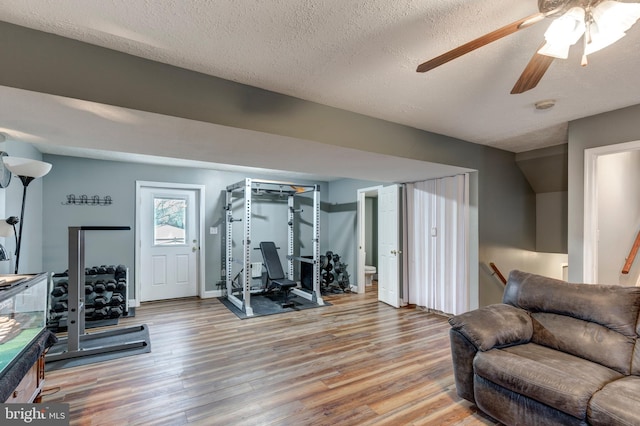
259;241;298;308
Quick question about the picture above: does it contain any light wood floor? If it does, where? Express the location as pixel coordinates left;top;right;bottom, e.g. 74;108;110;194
42;284;497;425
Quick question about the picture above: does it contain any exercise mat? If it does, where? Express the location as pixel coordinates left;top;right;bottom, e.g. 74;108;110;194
219;294;330;319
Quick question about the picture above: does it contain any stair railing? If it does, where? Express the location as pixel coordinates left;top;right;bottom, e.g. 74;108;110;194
489;262;507;285
622;230;640;275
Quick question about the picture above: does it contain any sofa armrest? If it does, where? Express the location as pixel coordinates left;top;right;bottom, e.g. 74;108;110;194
448;304;533;351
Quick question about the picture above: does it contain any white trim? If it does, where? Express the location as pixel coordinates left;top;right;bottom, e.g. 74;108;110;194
583;140;640;283
134;181;206;305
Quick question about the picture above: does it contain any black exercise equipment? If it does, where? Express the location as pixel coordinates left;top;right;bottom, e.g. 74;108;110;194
94;281;106;293
93;296;107;308
109;294;125;306
46;226;149;367
53;302;68;312
51;286;66;297
259;241;297;308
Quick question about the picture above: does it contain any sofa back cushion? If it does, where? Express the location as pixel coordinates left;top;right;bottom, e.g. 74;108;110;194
503;270;640;374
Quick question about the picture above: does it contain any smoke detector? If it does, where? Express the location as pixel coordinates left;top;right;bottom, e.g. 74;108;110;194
534;99;556;110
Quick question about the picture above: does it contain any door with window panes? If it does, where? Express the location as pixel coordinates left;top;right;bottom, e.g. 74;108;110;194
140;187;198;301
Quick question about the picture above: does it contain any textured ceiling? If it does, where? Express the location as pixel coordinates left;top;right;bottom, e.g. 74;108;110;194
0;0;639;154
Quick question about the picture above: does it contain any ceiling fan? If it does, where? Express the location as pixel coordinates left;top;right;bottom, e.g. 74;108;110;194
416;0;640;94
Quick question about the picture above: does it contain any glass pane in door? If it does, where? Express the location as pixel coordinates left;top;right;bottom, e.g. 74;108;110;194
154;197;187;245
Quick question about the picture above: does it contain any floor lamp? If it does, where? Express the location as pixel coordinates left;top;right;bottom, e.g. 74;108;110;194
3;157;52;274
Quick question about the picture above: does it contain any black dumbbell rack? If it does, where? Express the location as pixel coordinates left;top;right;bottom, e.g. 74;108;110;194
48;264;129;332
46;226;150;367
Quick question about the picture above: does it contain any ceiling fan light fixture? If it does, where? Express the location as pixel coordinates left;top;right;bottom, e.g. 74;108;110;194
583;1;640;56
538;7;585;58
538;41;571;58
591;1;640;34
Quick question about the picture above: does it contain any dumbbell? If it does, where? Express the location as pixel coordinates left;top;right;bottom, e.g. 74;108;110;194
109;294;125;306
85;267;98;275
93;307;108;319
85;283;94;295
52;301;68;312
116;280;127;292
106;265;116;274
115;265;127;280
108;306;123;318
93;296;107;308
94;281;106;293
51;286;67;297
106;280;117;292
97;266;107;274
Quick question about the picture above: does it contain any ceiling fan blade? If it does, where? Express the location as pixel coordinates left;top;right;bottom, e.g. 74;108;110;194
416;13;544;73
510;52;555;94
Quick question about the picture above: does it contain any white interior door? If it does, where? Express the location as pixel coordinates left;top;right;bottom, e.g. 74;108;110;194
139;186;199;301
378;184;400;307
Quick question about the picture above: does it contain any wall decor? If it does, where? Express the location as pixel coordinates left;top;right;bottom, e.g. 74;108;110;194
62;194;112;206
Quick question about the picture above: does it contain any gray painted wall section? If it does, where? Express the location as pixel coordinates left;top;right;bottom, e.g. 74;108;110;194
42;154;330;297
2;21;550;306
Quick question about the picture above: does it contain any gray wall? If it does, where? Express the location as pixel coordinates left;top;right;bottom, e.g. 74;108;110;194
568;104;640;282
0;21;555;306
42;154;330;296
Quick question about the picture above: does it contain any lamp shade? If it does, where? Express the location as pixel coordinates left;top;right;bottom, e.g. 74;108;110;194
584;1;640;55
0;221;13;238
538;7;586;59
3;157;52;179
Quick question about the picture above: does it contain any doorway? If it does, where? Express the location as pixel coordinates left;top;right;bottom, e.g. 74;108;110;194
135;181;205;304
584;140;640;285
357;186;382;294
357;184;402;308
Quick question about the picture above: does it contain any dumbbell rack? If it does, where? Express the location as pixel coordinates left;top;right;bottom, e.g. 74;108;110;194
46;226;150;365
49;265;129;331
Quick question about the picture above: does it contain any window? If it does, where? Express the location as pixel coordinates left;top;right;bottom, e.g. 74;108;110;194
154;197;187;245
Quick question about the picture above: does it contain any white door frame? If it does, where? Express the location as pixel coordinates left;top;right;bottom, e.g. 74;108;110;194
357;185;383;294
134;181;206;307
584;140;640;283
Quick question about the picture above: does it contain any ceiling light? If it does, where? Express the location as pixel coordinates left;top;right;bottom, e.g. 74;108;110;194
584;1;640;56
534;99;556;110
538;1;640;64
538;7;585;59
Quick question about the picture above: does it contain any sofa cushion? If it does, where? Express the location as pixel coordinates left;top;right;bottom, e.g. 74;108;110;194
588;376;640;426
633;318;640;375
448;303;532;351
474;343;622;420
531;312;635;374
474;376;587;426
503;270;640;338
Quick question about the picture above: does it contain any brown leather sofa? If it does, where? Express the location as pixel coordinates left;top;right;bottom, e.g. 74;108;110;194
448;270;640;426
